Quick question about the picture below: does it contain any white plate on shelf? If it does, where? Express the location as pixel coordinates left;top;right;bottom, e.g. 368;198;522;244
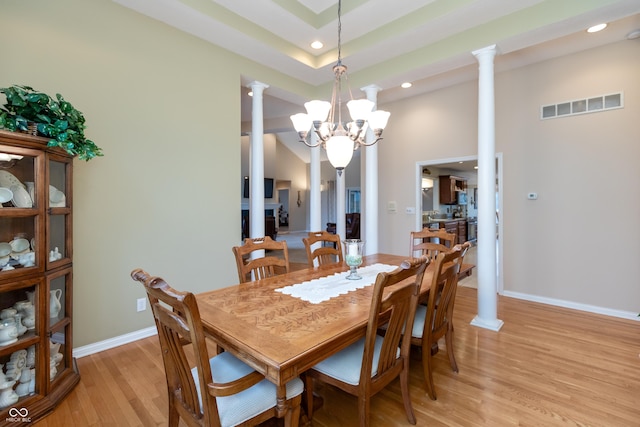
0;187;12;204
10;185;32;208
0;170;24;190
49;185;64;204
50;192;66;208
10;250;29;260
10;238;30;253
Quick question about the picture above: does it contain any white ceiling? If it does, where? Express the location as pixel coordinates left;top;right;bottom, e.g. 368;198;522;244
114;0;640;163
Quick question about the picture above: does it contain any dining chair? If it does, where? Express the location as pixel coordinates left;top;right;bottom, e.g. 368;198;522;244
302;230;343;268
131;269;303;427
232;236;290;283
409;242;469;400
410;227;456;261
303;257;428;427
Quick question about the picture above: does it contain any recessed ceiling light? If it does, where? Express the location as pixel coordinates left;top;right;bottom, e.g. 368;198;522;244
587;23;607;33
311;41;323;49
627;29;640;40
401;82;412;89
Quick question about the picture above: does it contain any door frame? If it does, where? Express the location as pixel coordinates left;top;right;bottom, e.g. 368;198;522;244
415;153;503;293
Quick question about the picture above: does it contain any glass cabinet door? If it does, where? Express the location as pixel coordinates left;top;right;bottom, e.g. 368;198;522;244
0;146;45;277
47;267;71;387
46;157;71;269
0;277;44;407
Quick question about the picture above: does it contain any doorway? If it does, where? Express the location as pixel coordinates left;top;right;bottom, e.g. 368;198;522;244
277;188;289;233
415;154;503;293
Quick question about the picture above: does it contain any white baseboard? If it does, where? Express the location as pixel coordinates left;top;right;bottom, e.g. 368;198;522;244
502;290;640;321
72;326;157;359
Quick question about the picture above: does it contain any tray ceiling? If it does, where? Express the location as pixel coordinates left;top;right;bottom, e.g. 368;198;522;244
113;0;639;161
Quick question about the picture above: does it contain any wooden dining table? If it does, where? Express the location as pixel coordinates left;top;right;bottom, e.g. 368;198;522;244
194;254;411;425
195;253;474;426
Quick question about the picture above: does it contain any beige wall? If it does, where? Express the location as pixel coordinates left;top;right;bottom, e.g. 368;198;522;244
379;40;640;313
0;0;308;346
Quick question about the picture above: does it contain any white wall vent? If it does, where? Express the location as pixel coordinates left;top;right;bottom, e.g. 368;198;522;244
541;92;623;120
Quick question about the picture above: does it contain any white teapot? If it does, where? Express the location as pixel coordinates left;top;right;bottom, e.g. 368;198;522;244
50;289;63;319
0;318;18;346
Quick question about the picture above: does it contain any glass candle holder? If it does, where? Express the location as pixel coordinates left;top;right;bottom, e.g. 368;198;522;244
343;239;364;280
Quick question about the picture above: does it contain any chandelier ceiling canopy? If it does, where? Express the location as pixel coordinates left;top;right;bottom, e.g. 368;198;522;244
290;0;390;175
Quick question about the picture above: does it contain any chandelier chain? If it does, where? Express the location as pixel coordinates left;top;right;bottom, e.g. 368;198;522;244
337;0;342;64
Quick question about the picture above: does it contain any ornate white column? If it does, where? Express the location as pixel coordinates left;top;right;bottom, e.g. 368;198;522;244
361;84;381;254
309;132;321;232
247;81;269;242
471;45;503;331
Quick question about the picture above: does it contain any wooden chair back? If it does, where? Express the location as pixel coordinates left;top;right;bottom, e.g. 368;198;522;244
131;269;301;427
410;227;456;261
302;231;344;267
305;257;428;426
232;236;290;283
365;257;426;397
130;269;225;427
412;242;469;400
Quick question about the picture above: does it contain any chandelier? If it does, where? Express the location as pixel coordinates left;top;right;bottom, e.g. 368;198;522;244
290;0;390;175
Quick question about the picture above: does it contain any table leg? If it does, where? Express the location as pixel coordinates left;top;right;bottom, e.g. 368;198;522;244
278;385;301;427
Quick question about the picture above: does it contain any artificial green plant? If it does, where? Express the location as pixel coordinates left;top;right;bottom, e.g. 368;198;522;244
0;85;103;161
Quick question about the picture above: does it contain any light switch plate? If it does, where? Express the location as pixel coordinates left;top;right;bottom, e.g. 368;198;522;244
387;201;397;213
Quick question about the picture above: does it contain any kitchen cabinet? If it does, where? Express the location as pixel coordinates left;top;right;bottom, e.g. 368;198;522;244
442;221;458;236
457;221;467;244
439;175;467;205
0;130;77;425
437;219;469;245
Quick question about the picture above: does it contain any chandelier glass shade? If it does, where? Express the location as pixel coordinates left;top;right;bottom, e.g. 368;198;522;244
290;0;390;174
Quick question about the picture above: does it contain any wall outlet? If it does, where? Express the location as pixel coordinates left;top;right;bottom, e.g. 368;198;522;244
405;207;416;214
136;298;146;312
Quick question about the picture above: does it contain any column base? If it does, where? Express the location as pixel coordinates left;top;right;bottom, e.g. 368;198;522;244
470;315;504;331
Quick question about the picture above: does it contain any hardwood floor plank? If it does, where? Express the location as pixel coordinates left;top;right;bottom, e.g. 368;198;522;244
34;287;640;426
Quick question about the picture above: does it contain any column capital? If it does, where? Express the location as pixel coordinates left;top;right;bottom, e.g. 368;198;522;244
246;81;269;92
360;84;382;100
472;44;498;61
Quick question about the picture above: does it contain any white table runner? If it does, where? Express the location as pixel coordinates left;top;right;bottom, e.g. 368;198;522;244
275;263;398;304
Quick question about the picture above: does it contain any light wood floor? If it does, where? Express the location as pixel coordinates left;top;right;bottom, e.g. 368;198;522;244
35;287;640;426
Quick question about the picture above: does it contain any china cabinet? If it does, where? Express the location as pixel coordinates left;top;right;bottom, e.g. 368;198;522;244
0;130;77;425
